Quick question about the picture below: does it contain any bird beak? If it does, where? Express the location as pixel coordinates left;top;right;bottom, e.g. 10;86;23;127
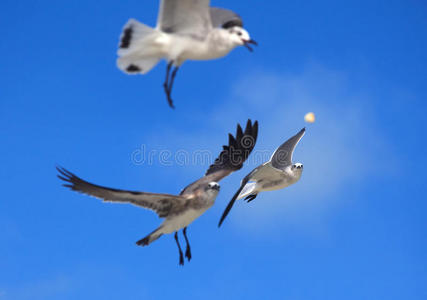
243;39;258;52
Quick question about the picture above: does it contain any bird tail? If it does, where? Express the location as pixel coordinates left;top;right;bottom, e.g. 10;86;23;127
136;226;163;246
236;182;257;200
117;19;163;74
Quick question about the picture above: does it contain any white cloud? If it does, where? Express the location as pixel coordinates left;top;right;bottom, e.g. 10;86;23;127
5;275;72;300
215;63;399;235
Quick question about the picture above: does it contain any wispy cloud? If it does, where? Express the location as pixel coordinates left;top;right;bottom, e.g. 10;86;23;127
215;63;399;235
4;275;72;300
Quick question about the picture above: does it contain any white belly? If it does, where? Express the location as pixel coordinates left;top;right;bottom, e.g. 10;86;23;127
252;163;301;192
259;178;295;192
161;209;207;234
167;35;232;62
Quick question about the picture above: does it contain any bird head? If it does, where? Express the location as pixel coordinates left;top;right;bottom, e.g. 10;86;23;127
227;26;258;52
291;163;304;173
207;182;220;192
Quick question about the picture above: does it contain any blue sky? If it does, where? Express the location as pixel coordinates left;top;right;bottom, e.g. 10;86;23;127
1;0;426;299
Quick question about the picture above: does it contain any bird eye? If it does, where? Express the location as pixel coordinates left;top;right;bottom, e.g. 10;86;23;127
237;32;242;36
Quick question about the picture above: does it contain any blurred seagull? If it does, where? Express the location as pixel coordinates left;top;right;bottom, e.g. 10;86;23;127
57;120;258;265
117;0;257;108
218;128;305;227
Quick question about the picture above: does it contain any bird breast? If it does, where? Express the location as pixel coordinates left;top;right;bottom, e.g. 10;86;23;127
252;164;301;192
170;30;235;61
162;208;207;234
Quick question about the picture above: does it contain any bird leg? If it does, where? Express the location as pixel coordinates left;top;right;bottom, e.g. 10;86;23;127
183;227;192;261
244;194;258;203
168;67;179;93
162;62;176;109
166;67;179;108
163;61;172;89
174;231;184;266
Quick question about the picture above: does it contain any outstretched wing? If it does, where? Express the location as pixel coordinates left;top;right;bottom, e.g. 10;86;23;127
157;0;212;38
270;128;305;170
57;167;185;218
217;176;250;227
219;129;305;227
218;163;262;227
181;119;258;195
210;7;243;28
205;119;258;181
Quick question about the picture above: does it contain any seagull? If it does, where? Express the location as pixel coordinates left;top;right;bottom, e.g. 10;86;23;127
57;120;258;265
218;128;306;227
117;0;257;108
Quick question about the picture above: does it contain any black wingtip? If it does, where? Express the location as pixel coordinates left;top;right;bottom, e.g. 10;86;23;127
218;181;247;228
228;133;237;148
57;175;68;182
218;195;237;228
136;236;150;247
55;164;64;173
56;166;73;179
252;120;259;141
205;119;259;177
236;124;243;140
56;166;82;190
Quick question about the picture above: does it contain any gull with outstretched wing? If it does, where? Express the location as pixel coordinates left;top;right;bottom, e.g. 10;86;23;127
218;128;306;227
57;120;258;265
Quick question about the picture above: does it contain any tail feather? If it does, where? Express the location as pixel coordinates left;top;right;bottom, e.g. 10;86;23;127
117;56;160;75
117;19;162;74
136;226;163;246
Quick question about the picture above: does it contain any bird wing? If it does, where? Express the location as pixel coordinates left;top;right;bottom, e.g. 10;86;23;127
217;175;250;227
157;0;212;38
181;119;258;195
209;7;243;28
270;128;306;170
218;163;263;227
57;167;185;218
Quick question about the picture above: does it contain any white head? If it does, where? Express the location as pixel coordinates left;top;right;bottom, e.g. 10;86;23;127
226;26;258;51
206;182;220;194
291;163;304;176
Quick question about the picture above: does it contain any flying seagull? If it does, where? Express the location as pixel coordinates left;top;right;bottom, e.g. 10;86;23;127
218;128;305;227
117;0;257;108
57;120;258;265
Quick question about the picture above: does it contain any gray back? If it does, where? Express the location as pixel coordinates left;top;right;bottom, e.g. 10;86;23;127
157;0;212;37
210;7;243;28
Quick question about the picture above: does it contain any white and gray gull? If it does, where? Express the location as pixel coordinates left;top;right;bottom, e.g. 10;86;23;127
57;120;258;265
218;128;306;227
117;0;257;108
